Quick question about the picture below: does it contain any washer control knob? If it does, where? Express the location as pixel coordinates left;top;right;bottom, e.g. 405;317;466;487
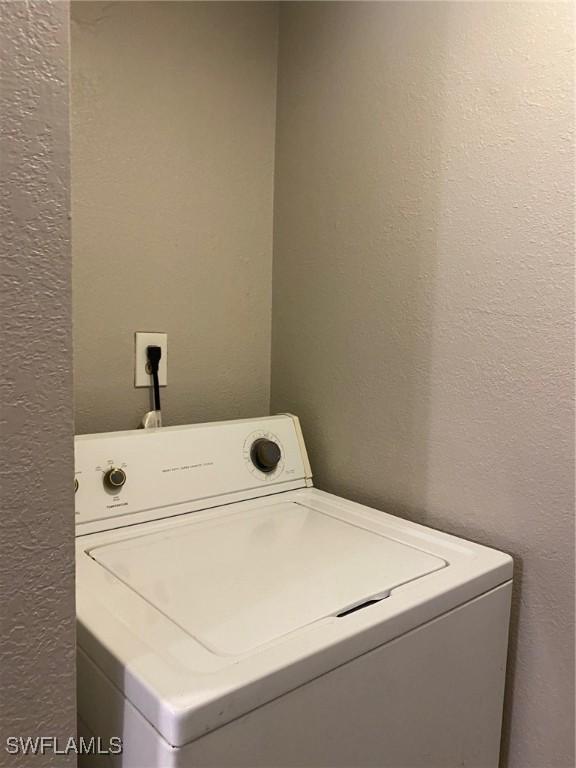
250;438;281;473
103;467;127;490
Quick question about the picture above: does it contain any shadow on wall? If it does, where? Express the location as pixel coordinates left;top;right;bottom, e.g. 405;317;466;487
271;3;574;768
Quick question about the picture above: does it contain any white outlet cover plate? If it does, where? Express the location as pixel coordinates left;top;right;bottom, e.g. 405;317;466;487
135;332;168;387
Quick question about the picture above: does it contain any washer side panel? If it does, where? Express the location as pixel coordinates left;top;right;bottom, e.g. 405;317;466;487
77;648;177;768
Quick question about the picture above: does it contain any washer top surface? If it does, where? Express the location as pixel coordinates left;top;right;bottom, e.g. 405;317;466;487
77;487;513;747
89;501;446;656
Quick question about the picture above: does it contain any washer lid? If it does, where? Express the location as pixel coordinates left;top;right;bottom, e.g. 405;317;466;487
89;501;446;656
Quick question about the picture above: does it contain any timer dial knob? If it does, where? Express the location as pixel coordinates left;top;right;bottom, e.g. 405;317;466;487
103;467;127;490
250;438;281;473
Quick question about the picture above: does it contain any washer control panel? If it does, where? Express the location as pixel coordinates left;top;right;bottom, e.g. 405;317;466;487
74;415;312;532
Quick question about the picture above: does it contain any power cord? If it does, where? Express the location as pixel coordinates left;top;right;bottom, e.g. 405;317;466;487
140;345;162;429
146;345;162;412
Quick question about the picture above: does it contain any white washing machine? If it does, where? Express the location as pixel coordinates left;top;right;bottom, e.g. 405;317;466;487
75;414;512;768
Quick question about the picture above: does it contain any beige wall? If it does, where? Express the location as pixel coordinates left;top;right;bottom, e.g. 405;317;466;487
71;1;278;434
0;1;76;764
271;3;574;767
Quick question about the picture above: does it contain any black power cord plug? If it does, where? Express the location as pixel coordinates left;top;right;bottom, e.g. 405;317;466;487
146;345;162;412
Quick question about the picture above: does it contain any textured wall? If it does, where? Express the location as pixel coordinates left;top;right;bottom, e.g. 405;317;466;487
271;3;574;767
0;1;76;765
71;1;278;434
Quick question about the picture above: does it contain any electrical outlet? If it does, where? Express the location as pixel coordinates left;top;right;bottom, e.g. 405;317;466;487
135;332;168;387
